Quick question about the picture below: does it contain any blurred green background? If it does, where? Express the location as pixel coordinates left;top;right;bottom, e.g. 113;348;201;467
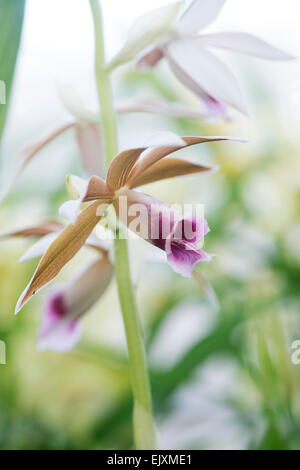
0;0;300;450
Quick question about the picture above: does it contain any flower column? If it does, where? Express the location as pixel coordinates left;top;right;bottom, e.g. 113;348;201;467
89;0;157;450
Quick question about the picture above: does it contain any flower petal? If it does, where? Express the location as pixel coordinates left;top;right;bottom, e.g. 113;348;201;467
142;131;186;148
200;32;295;60
129;157;216;188
61;175;112;224
38;256;113;352
83;175;113;201
57;82;99;123
59;199;83;224
0;122;75;205
172;215;210;243
106;148;146;190
39;316;82;352
115;189;175;249
127;135;242;187
19;233;60;263
107;1;182;68
137;47;164;70
116;96;210;120
167;244;213;277
201;94;231;121
115;188;215;278
167;39;248;114
15;199;111;314
64;256;113;314
75;122;104;177
38;292;82;352
0;221;62;239
66;174;89;200
179;0;226;34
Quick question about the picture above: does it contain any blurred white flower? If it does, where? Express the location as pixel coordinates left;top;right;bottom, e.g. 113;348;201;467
109;0;294;117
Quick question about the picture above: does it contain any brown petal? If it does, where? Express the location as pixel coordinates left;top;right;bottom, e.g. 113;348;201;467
106;148;146;191
129;157;216;188
126;136;240;187
0;221;63;239
15;199;111;313
75;122;104;177
82;175;113;202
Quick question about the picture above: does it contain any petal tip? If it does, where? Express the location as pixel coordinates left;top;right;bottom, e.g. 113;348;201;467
14;290;27;314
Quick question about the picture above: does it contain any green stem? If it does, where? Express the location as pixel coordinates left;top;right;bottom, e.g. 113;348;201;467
115;233;157;449
89;0;117;166
89;0;157;450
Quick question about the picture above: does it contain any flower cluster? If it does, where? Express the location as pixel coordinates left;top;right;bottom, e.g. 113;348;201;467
2;133;240;350
0;0;294;356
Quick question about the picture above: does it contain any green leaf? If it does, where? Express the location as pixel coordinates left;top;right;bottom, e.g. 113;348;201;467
0;0;25;140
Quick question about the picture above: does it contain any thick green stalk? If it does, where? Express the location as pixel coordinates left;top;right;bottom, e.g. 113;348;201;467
89;0;157;450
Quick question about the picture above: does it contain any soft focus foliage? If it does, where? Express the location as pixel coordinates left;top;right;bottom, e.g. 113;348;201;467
0;0;299;450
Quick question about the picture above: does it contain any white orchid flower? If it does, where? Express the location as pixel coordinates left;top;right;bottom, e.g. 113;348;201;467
108;0;295;116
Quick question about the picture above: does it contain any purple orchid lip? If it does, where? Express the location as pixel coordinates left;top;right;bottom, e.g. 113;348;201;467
117;190;215;277
165;215;214;277
38;290;82;353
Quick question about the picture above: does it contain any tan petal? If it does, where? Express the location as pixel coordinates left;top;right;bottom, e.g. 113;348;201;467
129;157;216;188
15;199;111;313
82;175;113;201
127;136;242;187
60;176;112;225
106;148;146;191
75;122;104;177
0;221;63;239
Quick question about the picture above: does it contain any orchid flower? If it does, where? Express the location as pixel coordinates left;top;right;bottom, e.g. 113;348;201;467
14;133;242;314
1;220;113;351
108;0;294;116
116;189;214;277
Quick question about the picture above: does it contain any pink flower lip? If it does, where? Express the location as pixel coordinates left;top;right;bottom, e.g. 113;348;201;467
165;215;214;277
121;191;215;277
38;290;82;353
48;292;67;318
